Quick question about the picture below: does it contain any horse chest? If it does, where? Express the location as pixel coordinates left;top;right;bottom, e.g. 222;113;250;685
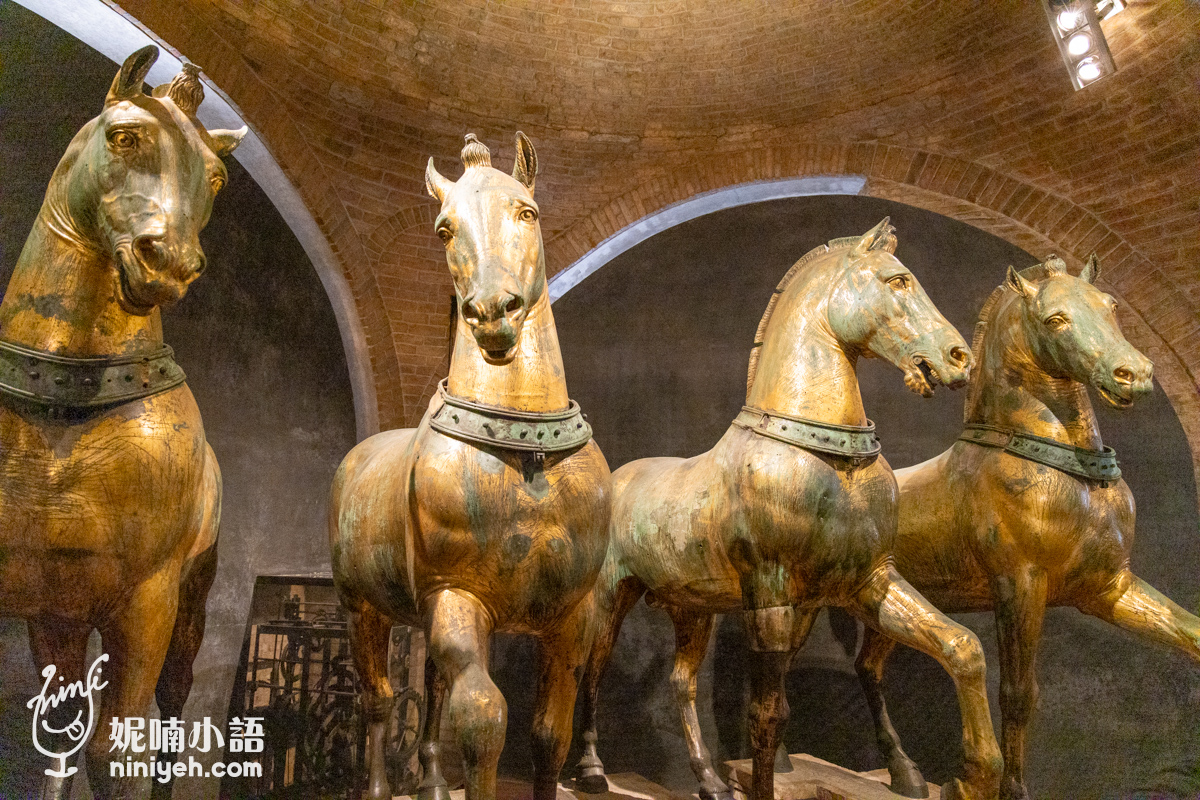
0;395;206;605
411;434;610;626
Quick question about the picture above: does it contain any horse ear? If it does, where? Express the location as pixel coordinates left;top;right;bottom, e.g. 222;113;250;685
1080;252;1102;284
512;131;537;191
207;126;247;158
852;217;894;256
426;157;452;203
107;45;158;104
1006;265;1036;299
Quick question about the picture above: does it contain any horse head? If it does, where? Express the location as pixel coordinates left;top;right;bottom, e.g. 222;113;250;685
426;132;542;365
1006;255;1153;408
828;218;972;397
56;46;245;316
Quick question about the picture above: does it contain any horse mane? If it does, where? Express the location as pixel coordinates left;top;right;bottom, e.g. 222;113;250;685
745;234;872;400
963;260;1057;423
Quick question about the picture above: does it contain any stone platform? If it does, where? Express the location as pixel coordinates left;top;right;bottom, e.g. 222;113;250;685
399;772;691;800
726;754;941;800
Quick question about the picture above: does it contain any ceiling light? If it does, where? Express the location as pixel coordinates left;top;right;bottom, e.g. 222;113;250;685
1042;0;1118;90
1067;32;1093;56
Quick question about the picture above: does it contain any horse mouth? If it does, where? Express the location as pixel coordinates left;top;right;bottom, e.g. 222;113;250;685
115;251;159;316
902;356;939;398
483;347;517;364
1098;384;1134;409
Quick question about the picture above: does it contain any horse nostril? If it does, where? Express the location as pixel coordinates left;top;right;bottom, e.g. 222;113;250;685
133;236;165;270
193;253;207;277
949;346;970;367
505;296;523;315
462;301;482;326
1113;367;1134;385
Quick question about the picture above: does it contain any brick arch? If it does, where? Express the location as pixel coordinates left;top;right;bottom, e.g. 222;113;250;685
546;143;1200;487
368;204;454;427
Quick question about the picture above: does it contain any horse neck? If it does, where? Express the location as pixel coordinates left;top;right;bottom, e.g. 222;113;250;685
446;292;569;412
0;190;162;358
745;267;868;427
969;302;1103;450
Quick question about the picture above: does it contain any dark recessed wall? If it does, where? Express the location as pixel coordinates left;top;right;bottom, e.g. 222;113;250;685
0;5;356;796
533;195;1200;797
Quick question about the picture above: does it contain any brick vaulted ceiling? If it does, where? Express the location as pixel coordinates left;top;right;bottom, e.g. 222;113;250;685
112;1;1198;444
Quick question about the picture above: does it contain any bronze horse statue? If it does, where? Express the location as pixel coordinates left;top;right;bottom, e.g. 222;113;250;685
0;47;242;798
329;133;611;800
575;221;1003;800
854;256;1197;800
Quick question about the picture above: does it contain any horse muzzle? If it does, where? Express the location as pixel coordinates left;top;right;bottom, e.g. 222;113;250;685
463;291;527;364
1094;354;1153;409
114;236;202;314
900;341;972;397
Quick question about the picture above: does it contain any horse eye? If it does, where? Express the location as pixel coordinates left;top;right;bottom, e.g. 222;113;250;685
109;130;137;150
519;208;537;223
437;226;453;243
1045;315;1068;329
887;275;909;290
210;176;226;194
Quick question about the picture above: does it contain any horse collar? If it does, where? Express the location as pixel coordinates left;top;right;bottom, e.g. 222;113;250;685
733;406;881;461
0;339;185;410
429;379;592;455
959;423;1120;484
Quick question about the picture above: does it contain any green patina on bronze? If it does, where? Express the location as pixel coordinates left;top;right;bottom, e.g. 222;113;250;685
0;339;185;409
959;422;1120;483
429;378;592;453
733;405;881;460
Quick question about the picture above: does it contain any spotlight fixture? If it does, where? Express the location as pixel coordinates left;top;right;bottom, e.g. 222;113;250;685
1041;0;1119;90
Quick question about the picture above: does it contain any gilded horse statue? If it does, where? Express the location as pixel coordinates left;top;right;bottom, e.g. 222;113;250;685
576;221;1003;800
329;133;611;800
855;256;1198;800
0;47;242;798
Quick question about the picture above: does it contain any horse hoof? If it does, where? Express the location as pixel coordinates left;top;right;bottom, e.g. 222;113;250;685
1000;777;1030;800
887;758;929;798
417;784;452;800
699;789;735;800
576;773;610;795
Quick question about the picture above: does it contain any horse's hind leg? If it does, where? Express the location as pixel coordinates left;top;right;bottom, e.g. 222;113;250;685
575;575;644;793
666;606;730;800
27;617;91;800
426;588;503;800
151;537;219;800
418;656;451;800
532;597;595;800
850;566;1002;800
854;624;928;798
87;569;179;800
991;569;1048;800
347;602;395;800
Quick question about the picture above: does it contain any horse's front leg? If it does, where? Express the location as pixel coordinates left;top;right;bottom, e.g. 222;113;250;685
532;595;596;800
742;604;815;800
87;567;180;800
347;602;395;800
575;575;645;794
991;569;1048;800
850;564;1002;800
854;624;928;798
426;588;503;800
28;616;92;800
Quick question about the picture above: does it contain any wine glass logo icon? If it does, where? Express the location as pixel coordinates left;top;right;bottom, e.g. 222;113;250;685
26;653;109;777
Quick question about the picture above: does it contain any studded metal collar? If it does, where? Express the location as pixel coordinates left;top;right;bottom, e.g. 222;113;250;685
733;406;881;460
959;423;1120;483
0;339;185;410
429;379;592;454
